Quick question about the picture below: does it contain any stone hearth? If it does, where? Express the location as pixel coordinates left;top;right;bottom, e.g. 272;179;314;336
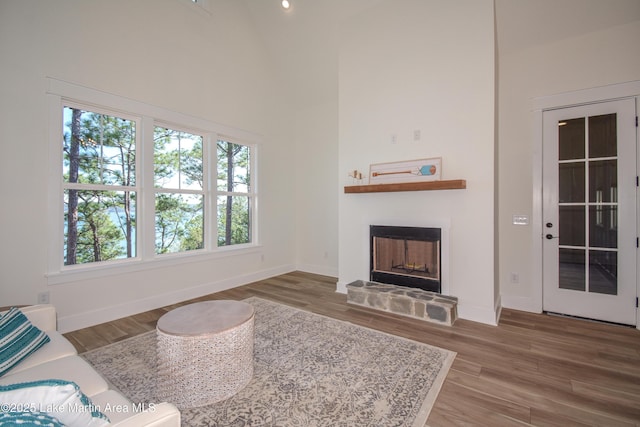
346;280;457;326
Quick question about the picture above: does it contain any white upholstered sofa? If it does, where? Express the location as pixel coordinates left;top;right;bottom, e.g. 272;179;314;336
0;304;180;426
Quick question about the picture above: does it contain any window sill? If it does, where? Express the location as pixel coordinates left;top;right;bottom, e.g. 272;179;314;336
46;245;263;285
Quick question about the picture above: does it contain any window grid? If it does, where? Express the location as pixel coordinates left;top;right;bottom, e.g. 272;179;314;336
48;84;258;278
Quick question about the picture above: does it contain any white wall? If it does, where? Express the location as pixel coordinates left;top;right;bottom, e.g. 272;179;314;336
0;0;297;331
498;19;640;312
337;0;499;325
7;0;636;333
294;101;339;277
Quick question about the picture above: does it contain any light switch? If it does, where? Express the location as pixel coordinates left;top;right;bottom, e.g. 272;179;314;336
512;214;529;225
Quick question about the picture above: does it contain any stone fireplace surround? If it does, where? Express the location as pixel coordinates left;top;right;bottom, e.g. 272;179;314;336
344;223;457;326
347;280;458;326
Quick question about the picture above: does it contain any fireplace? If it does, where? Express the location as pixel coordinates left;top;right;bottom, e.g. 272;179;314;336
370;225;441;293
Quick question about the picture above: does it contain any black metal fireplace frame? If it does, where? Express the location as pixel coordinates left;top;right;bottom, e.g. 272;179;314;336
370;225;442;293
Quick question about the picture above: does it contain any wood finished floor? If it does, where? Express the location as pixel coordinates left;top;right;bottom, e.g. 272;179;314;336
64;271;640;426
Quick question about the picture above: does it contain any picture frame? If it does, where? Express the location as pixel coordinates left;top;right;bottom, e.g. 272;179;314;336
369;157;442;184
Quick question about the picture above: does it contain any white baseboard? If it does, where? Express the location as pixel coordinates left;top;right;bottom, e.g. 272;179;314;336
296;263;339;278
57;264;295;333
457;302;500;326
500;294;542;314
335;280;350;294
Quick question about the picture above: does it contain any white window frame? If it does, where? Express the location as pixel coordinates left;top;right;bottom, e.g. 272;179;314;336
214;135;258;250
46;78;260;284
152;122;208;257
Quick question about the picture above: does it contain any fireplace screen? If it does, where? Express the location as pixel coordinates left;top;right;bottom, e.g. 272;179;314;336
370;225;441;293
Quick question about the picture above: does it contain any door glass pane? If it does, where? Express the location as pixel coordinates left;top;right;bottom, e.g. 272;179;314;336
559;248;585;291
589;160;616;202
589;250;617;295
559;162;585;203
589;114;617;158
555;111;621;298
559;117;585;160
589;206;617;248
559;206;585;246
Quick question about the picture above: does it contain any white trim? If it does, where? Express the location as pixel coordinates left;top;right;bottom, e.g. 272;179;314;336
531;80;640;329
45;77;262;284
457;300;500;327
46;245;263;285
532;80;640;112
46;78;261;142
214;136;259;247
47;93;64;276
336;280;349;294
501;294;543;313
296;263;339;278
530;109;544;313
140;117;156;261
57;263;294;333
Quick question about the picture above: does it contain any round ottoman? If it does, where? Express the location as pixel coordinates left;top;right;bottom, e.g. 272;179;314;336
155;300;254;409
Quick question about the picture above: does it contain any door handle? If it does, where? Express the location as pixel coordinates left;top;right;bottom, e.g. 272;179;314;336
545;234;559;240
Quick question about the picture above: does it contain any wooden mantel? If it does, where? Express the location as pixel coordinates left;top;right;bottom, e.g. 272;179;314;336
344;179;466;194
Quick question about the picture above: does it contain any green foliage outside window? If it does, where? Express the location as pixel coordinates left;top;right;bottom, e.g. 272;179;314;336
153;127;204;254
217;141;251;246
63;108;136;265
62;107;254;267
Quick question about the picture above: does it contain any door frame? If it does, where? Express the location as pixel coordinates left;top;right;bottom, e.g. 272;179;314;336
532;80;640;329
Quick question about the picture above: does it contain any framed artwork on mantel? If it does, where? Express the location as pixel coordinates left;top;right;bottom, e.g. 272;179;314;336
369;157;442;185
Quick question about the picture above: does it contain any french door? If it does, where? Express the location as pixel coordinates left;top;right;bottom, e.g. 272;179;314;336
542;99;637;325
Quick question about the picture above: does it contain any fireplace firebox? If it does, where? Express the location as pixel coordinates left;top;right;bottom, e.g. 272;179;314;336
370;225;441;293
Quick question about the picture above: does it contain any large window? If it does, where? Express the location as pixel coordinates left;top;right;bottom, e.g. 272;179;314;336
63;106;138;266
48;80;257;278
217;140;251;247
154;127;204;254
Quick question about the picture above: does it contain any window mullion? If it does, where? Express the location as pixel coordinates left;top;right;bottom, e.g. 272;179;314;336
205;134;216;251
250;143;258;245
47;94;65;274
47;78;259;279
140;116;156;261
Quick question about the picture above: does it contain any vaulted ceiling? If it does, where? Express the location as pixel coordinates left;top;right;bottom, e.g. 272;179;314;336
241;0;640;108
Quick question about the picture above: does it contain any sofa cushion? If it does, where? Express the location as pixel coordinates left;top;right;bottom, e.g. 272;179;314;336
0;356;109;397
0;307;51;377
90;389;135;424
69;390;183;427
0;379;109;427
0;410;65;426
6;331;78;375
12;304;57;332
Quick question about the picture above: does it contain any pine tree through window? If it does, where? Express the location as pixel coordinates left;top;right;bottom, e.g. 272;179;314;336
63;107;137;266
154;127;204;254
217;140;251;246
53;84;257;275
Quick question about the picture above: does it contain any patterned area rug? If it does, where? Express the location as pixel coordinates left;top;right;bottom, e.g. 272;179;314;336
82;297;455;426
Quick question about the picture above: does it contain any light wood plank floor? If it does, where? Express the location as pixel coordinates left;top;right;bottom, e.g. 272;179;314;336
64;272;640;426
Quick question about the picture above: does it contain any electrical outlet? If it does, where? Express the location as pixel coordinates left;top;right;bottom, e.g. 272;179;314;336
37;291;50;304
510;272;519;284
413;129;421;141
391;134;397;144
